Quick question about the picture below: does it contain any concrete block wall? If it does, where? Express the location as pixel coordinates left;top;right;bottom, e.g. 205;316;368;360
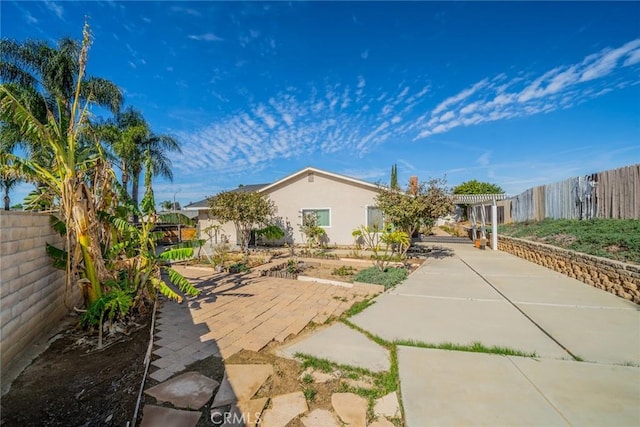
0;211;81;385
498;235;640;303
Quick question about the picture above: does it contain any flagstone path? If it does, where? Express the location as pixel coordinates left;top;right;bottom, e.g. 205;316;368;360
140;263;385;425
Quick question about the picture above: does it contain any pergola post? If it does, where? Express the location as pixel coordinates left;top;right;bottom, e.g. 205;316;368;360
491;197;498;251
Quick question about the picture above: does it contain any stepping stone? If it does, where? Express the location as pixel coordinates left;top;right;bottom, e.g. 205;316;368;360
300;367;336;383
212;364;273;408
374;391;400;418
260;391;309;427
341;378;374;390
368;418;395;427
332;393;367;427
140;405;200;427
145;372;219;410
301;408;340;427
222;398;269;427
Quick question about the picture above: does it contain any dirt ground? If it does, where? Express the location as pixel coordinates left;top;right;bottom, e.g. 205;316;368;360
1;317;150;427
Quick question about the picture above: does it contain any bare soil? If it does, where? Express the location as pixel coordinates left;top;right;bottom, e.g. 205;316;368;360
1;317;150;427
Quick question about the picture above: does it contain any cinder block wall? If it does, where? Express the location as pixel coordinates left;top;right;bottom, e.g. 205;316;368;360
498;235;640;304
0;211;80;385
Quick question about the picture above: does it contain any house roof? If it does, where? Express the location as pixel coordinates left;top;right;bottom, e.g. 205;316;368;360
259;166;381;193
183;167;381;210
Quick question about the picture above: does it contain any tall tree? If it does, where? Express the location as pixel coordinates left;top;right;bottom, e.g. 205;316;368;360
0;33;122;207
0;154;21;210
208;191;276;256
390;164;399;190
452;179;504;195
376;177;454;239
0;24;116;305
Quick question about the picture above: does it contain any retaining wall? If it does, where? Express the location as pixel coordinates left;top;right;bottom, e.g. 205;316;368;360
498;235;640;303
0;211;80;387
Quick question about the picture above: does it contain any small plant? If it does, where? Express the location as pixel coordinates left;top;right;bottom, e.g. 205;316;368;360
286;259;299;274
303;386;317;402
332;265;356;276
343;298;375;318
228;262;249;273
301;373;313;384
299;212;327;250
354;267;407;289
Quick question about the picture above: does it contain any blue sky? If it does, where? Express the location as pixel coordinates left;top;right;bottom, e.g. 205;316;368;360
2;1;639;207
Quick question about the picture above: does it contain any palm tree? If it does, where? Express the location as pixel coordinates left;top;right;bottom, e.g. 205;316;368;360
96;107;181;221
130;133;181;222
0;154;21;210
0;24;119;306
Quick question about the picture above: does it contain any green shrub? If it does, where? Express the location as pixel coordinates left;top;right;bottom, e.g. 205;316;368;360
354;267;407;289
228;262;249;273
332;265;356;276
498;219;640;264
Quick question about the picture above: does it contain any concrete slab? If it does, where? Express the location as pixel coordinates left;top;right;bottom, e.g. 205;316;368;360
145;371;219;410
277;323;390;372
331;393;368;427
260;391;308;427
511;357;640;427
352;294;569;359
301;408;340;427
514;304;640;364
484;274;639;309
212;364;273;408
140;405;201;427
394;261;503;300
397;346;569;427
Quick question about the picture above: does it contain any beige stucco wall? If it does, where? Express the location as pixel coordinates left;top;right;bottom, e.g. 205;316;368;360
264;171;379;246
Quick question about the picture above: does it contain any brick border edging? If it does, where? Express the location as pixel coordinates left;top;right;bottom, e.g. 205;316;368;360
498;235;640;304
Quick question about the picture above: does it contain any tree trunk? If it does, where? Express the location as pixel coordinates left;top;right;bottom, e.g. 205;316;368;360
131;168;140;224
3;189;9;211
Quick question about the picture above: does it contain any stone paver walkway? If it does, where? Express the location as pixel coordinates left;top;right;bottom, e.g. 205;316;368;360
150;264;381;381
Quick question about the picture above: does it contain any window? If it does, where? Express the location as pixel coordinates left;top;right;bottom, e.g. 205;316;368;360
366;206;384;230
302;209;330;227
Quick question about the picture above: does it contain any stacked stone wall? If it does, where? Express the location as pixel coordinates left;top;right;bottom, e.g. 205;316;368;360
498;235;639;303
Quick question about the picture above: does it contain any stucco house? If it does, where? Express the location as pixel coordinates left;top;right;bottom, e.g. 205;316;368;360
183;167;384;248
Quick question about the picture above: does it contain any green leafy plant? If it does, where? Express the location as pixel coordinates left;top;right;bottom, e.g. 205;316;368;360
332;265;356;276
299;212;327;250
354;267;407;289
352;225;409;271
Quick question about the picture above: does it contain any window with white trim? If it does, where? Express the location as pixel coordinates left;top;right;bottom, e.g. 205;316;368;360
366;206;384;230
302;209;330;227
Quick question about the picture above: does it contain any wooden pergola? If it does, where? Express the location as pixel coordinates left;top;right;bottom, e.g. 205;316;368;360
453;194;507;250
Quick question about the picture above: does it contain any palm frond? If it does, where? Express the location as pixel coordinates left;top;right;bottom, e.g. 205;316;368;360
45;243;67;270
160;247;194;261
150;277;183;302
164;267;199;296
49;214;66;236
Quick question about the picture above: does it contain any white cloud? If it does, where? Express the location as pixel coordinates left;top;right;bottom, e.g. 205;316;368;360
477;152;491;167
171;6;202;16
188;33;224;42
391;116;402;124
44;1;63;20
414;38;640;141
25;13;38;24
432;79;489;115
361;50;369;59
357;76;366;88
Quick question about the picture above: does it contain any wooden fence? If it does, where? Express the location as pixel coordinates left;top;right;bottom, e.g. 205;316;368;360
499;164;639;223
